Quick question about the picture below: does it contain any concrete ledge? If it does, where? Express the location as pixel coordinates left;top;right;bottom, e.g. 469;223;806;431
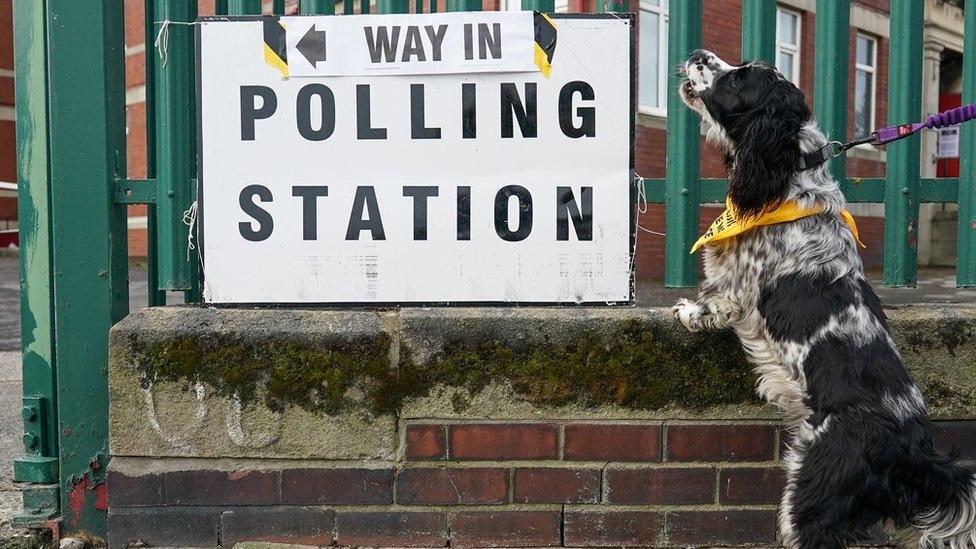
108;305;976;459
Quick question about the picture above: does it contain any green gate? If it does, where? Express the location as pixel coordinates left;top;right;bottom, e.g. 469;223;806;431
12;0;975;536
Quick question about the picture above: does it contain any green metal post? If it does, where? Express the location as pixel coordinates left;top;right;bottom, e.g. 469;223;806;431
228;0;263;14
153;0;200;300
301;0;335;13
595;0;627;13
345;0;355;14
522;0;554;11
361;0;371;15
45;0;130;534
274;0;286;13
446;0;481;11
216;0;229;14
664;0;702;288
813;0;850;190
145;1;166;307
377;0;408;13
429;0;437;12
300;0;333;12
740;0;776;63
958;3;976;287
13;0;60;522
883;0;923;287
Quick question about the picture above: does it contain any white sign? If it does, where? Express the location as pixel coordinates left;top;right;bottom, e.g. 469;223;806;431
197;13;634;304
282;12;538;77
937;126;960;159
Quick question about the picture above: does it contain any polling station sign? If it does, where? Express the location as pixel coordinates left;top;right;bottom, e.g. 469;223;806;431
197;13;635;304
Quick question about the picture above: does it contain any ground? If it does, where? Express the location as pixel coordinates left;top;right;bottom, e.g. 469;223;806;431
0;252;974;542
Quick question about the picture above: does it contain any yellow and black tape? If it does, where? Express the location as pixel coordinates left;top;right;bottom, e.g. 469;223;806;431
263;16;289;78
533;12;557;78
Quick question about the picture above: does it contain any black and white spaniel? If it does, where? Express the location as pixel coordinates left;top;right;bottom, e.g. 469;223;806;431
672;49;976;548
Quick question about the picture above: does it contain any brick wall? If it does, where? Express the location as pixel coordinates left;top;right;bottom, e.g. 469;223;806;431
107;419;976;548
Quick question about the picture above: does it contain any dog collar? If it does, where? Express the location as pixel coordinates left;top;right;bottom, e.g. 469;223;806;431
797;142;841;170
797;139;869;171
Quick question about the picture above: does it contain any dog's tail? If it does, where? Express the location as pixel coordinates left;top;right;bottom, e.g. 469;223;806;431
913;455;976;548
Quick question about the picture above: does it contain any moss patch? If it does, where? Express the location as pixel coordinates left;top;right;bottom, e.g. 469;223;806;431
901;315;974;357
126;319;759;416
129;333;393;415
397;320;758;411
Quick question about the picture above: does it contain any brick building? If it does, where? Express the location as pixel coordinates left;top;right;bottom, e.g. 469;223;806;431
0;4;14;236
0;0;966;276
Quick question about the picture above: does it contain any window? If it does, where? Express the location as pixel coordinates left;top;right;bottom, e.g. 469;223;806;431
639;0;669;114
854;33;877;140
775;7;801;85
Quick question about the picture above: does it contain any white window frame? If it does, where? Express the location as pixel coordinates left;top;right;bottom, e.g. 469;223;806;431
637;0;669;116
854;32;878;143
775;6;801;86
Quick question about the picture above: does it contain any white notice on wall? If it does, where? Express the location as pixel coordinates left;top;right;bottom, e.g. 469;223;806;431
197;13;634;304
937;126;960;159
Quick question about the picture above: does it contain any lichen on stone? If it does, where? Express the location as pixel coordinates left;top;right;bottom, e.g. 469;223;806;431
403;319;759;411
125;318;760;416
128;332;393;415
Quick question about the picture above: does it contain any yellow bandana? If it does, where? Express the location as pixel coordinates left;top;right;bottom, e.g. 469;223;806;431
690;198;866;253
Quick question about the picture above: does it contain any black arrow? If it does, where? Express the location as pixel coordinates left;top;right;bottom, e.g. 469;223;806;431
296;25;327;68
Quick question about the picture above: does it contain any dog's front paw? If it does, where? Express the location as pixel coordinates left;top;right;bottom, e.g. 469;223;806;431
671;298;704;332
706;298;742;323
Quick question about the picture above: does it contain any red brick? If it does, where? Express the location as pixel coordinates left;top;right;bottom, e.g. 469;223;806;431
107;471;163;506
338;512;447;548
164;469;278;505
513;468;600;503
281;468;392;504
451;511;561;548
933;421;976;460
221;508;335;546
406;424;447;460
606;467;714;504
395;468;507;504
667;510;778;545
564;511;662;547
666;424;776;462
563;424;662;462
719;466;787;504
108;508;219;548
450;423;557;460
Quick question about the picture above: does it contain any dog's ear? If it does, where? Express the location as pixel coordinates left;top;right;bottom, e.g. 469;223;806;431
728;78;809;219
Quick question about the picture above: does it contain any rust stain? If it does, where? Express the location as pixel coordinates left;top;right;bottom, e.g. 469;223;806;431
67;474;90;527
228;469;251;480
93;482;108;511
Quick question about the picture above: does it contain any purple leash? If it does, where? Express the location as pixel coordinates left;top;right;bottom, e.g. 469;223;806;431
873;103;976;145
798;103;976;170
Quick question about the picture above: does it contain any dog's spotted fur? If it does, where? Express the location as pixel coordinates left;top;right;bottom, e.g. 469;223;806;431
673;49;976;549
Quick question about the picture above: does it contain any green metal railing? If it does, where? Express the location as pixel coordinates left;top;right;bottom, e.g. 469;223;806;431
11;0;973;535
644;0;975;288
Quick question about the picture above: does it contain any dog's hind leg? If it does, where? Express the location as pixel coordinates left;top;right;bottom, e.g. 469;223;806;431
779;419;873;549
